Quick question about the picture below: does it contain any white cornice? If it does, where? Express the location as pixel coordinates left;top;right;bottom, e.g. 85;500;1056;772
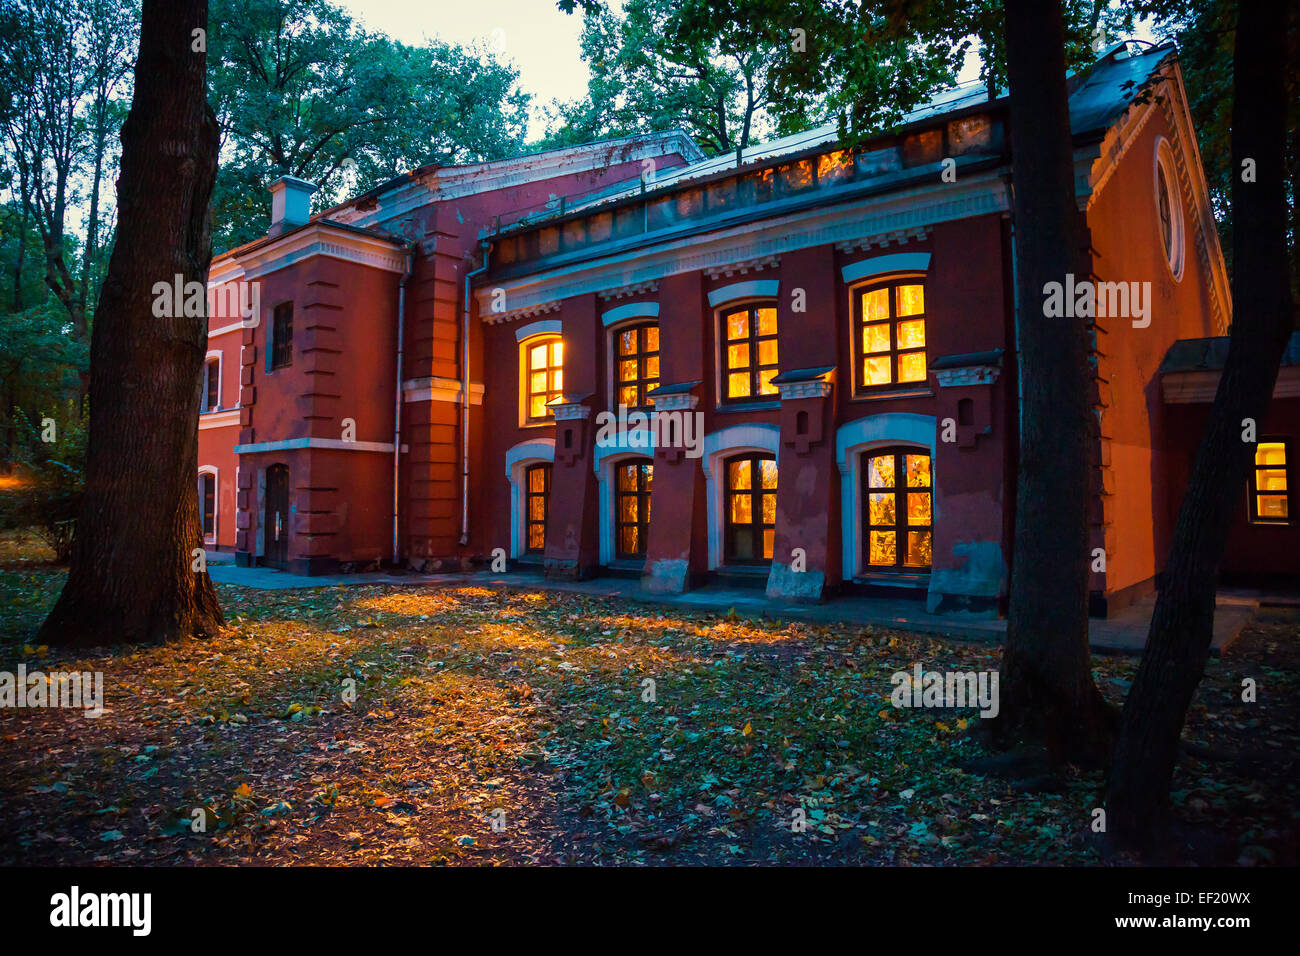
477;171;1011;318
485;300;562;326
934;365;1001;388
198;409;241;429
225;224;408;281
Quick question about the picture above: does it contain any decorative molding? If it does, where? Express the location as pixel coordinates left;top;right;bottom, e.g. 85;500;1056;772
599;281;659;301
703;254;780;280
776;380;833;400
841;252;931;284
207;320;246;340
601;301;659;327
934;365;1001;388
514;318;562;342
402;377;485;405
834;227;930;255
552;402;592;421
476;171;1010;318
650;392;700;412
222;222;408;281
487;301;562;327
708;279;779;307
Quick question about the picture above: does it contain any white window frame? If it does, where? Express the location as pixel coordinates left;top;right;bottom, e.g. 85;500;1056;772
835;413;937;580
198;465;219;546
701;423;781;570
516;319;563;428
1153;136;1185;282
201;350;223;412
505;439;556;557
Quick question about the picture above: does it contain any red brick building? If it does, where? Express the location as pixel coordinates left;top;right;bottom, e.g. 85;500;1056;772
197;42;1297;615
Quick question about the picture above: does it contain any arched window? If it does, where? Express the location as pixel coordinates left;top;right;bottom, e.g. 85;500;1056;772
524;463;551;552
854;279;926;393
724;453;777;564
720;303;778;402
863;448;932;570
614;459;652;557
614;323;659;409
523;336;564;423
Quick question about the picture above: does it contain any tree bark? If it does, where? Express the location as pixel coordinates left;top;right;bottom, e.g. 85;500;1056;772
38;0;223;648
993;0;1116;766
1106;0;1295;850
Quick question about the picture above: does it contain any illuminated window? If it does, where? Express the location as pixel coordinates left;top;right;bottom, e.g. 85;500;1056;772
523;336;564;423
615;323;659;409
864;448;932;570
525;463;551;552
854;280;927;393
201;358;220;412
614;459;652;558
724;454;777;564
1250;440;1290;524
720;304;778;402
199;471;216;540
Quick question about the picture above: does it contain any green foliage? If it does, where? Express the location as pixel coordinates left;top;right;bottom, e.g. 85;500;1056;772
0;408;86;562
208;0;532;251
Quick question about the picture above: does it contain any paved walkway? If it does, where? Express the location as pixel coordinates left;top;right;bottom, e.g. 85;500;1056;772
206;560;1257;655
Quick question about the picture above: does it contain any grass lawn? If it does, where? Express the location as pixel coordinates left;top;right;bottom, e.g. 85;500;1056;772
1;537;1296;866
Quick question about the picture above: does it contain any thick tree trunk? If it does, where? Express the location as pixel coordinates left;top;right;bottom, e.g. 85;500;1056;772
993;0;1116;766
38;0;222;648
1106;0;1294;850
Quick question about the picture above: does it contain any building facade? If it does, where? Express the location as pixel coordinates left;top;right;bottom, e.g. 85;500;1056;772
197;42;1296;615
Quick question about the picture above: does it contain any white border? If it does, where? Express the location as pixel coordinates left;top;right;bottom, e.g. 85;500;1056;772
1153;136;1185;282
505;439;556;557
597;451;654;565
701;423;781;570
198;466;219;546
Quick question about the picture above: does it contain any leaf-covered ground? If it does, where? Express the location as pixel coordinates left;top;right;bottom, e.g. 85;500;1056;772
1;547;1296;866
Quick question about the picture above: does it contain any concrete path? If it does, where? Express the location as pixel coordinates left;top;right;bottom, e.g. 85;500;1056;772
206;562;1257;655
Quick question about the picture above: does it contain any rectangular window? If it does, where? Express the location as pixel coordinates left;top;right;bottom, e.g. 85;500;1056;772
864;448;932;570
199;472;216;539
721;304;778;402
615;323;660;409
524;336;564;423
615;460;653;558
1250;440;1290;524
525;463;551;552
201;359;220;412
724;454;777;564
854;280;927;393
271;303;293;370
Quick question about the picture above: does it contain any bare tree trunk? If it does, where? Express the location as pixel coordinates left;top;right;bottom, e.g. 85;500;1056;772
38;0;222;648
993;0;1116;766
1107;0;1295;851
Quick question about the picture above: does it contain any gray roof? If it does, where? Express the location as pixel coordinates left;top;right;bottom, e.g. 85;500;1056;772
1160;333;1300;374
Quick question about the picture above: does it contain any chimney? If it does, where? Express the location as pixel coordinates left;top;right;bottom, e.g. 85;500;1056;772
268;174;318;236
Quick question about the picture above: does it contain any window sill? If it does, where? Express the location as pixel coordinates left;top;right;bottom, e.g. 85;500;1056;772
850;388;933;403
854;571;930;589
520;419;556;429
714;399;781;414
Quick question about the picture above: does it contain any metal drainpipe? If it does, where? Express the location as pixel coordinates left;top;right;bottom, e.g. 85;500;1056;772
392;244;415;566
460;241;492;546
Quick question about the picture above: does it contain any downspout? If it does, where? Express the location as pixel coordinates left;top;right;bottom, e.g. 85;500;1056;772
392;244;415;566
460;241;492;545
